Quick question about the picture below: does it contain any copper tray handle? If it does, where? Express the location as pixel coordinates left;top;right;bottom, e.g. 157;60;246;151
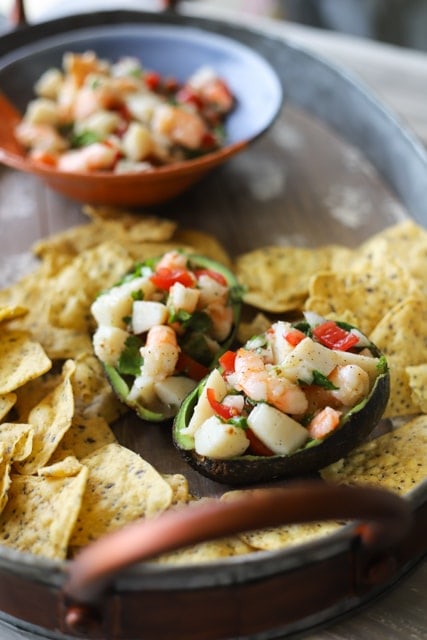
9;0;182;28
64;481;411;616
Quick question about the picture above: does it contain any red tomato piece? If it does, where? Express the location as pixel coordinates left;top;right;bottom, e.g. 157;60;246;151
218;350;236;376
176;87;204;110
206;388;239;420
312;321;359;351
194;268;228;287
285;329;306;347
150;267;196;291
246;429;274;456
176;352;209;382
145;71;161;91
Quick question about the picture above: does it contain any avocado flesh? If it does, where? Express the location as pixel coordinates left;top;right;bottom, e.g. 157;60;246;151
173;325;390;485
99;254;242;423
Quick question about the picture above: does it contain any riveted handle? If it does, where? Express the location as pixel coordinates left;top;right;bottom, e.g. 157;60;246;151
64;481;411;608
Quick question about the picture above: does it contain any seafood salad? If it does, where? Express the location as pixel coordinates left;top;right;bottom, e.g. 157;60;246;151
91;250;241;420
14;51;235;173
178;315;388;460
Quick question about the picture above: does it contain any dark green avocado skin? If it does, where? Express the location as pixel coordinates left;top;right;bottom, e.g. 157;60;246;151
173;327;391;486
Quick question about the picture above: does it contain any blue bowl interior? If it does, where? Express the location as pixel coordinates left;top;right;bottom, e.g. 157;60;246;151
0;23;283;146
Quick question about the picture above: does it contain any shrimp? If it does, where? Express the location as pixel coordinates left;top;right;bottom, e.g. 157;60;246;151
15;122;68;153
232;348;308;414
57;142;118;172
188;67;234;113
156;250;188;271
329;364;370;407
307;406;342;440
151;103;207;150
140;324;180;379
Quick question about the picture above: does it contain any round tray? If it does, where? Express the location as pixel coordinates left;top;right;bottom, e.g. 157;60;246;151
0;7;426;640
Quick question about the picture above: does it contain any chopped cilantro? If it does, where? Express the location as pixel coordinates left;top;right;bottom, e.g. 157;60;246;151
117;335;143;376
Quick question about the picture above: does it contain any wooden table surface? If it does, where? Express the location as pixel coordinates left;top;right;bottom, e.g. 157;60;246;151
0;3;425;640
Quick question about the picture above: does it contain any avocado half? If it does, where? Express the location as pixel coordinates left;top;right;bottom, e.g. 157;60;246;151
173;321;390;485
97;254;242;423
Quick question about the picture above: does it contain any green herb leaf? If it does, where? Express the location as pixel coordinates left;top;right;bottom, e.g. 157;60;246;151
311;370;338;390
117;335;143;377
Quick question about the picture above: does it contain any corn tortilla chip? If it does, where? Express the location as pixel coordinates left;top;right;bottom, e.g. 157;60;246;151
0;393;17;421
321;415;427;495
0;304;27;323
406;364;427;413
0;330;52;394
15;361;75;474
38;455;84;478
0;444;11;514
54;415;116;461
69;443;173;546
0;468;88;559
71;353;124;422
369;295;427;418
0;423;33;462
155;536;253;565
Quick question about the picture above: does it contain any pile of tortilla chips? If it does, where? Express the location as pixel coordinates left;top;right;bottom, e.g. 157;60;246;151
0;210;425;563
0;207;228;560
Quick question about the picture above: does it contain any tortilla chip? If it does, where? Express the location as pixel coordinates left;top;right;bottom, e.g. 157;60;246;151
306;254;416;336
0;468;88;559
0;330;52;394
0;304;28;323
320;415;427;495
238;521;344;551
54;415;116;461
0;393;17;421
155;536;253;565
14;371;62;422
162;473;191;506
369;295;427;417
359;220;427;292
0;423;34;462
38;455;84;478
15;360;75;474
71;353;124;422
47;241;133;332
172;229;232;268
0;444;11;514
406;364;427;413
83;206;177;240
69;443;173;546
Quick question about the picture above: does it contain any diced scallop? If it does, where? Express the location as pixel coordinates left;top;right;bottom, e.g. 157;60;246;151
34;68;64;100
194;415;249;459
247;403;309;455
91;277;152;328
121;122;153;161
128;374;157;406
74;110;122;139
126;92;164;123
131;300;168;335
182;368;227;436
280;337;338;384
23;98;61;126
155;376;197;408
168;281;200;314
92;326;129;366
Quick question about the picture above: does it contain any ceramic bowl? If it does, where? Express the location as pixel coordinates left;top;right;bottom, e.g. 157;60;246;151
0;22;283;206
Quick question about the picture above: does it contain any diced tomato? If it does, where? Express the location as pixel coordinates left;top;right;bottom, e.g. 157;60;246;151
150;267;196;291
218;350;236;376
246;429;274;456
144;71;161;91
194;268;227;287
312;321;359;351
164;76;179;93
176;352;209;381
206;387;239;421
201;131;218;148
285;329;306;347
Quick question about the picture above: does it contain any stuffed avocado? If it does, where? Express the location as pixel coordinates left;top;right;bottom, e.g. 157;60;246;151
91;250;242;421
173;313;390;484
